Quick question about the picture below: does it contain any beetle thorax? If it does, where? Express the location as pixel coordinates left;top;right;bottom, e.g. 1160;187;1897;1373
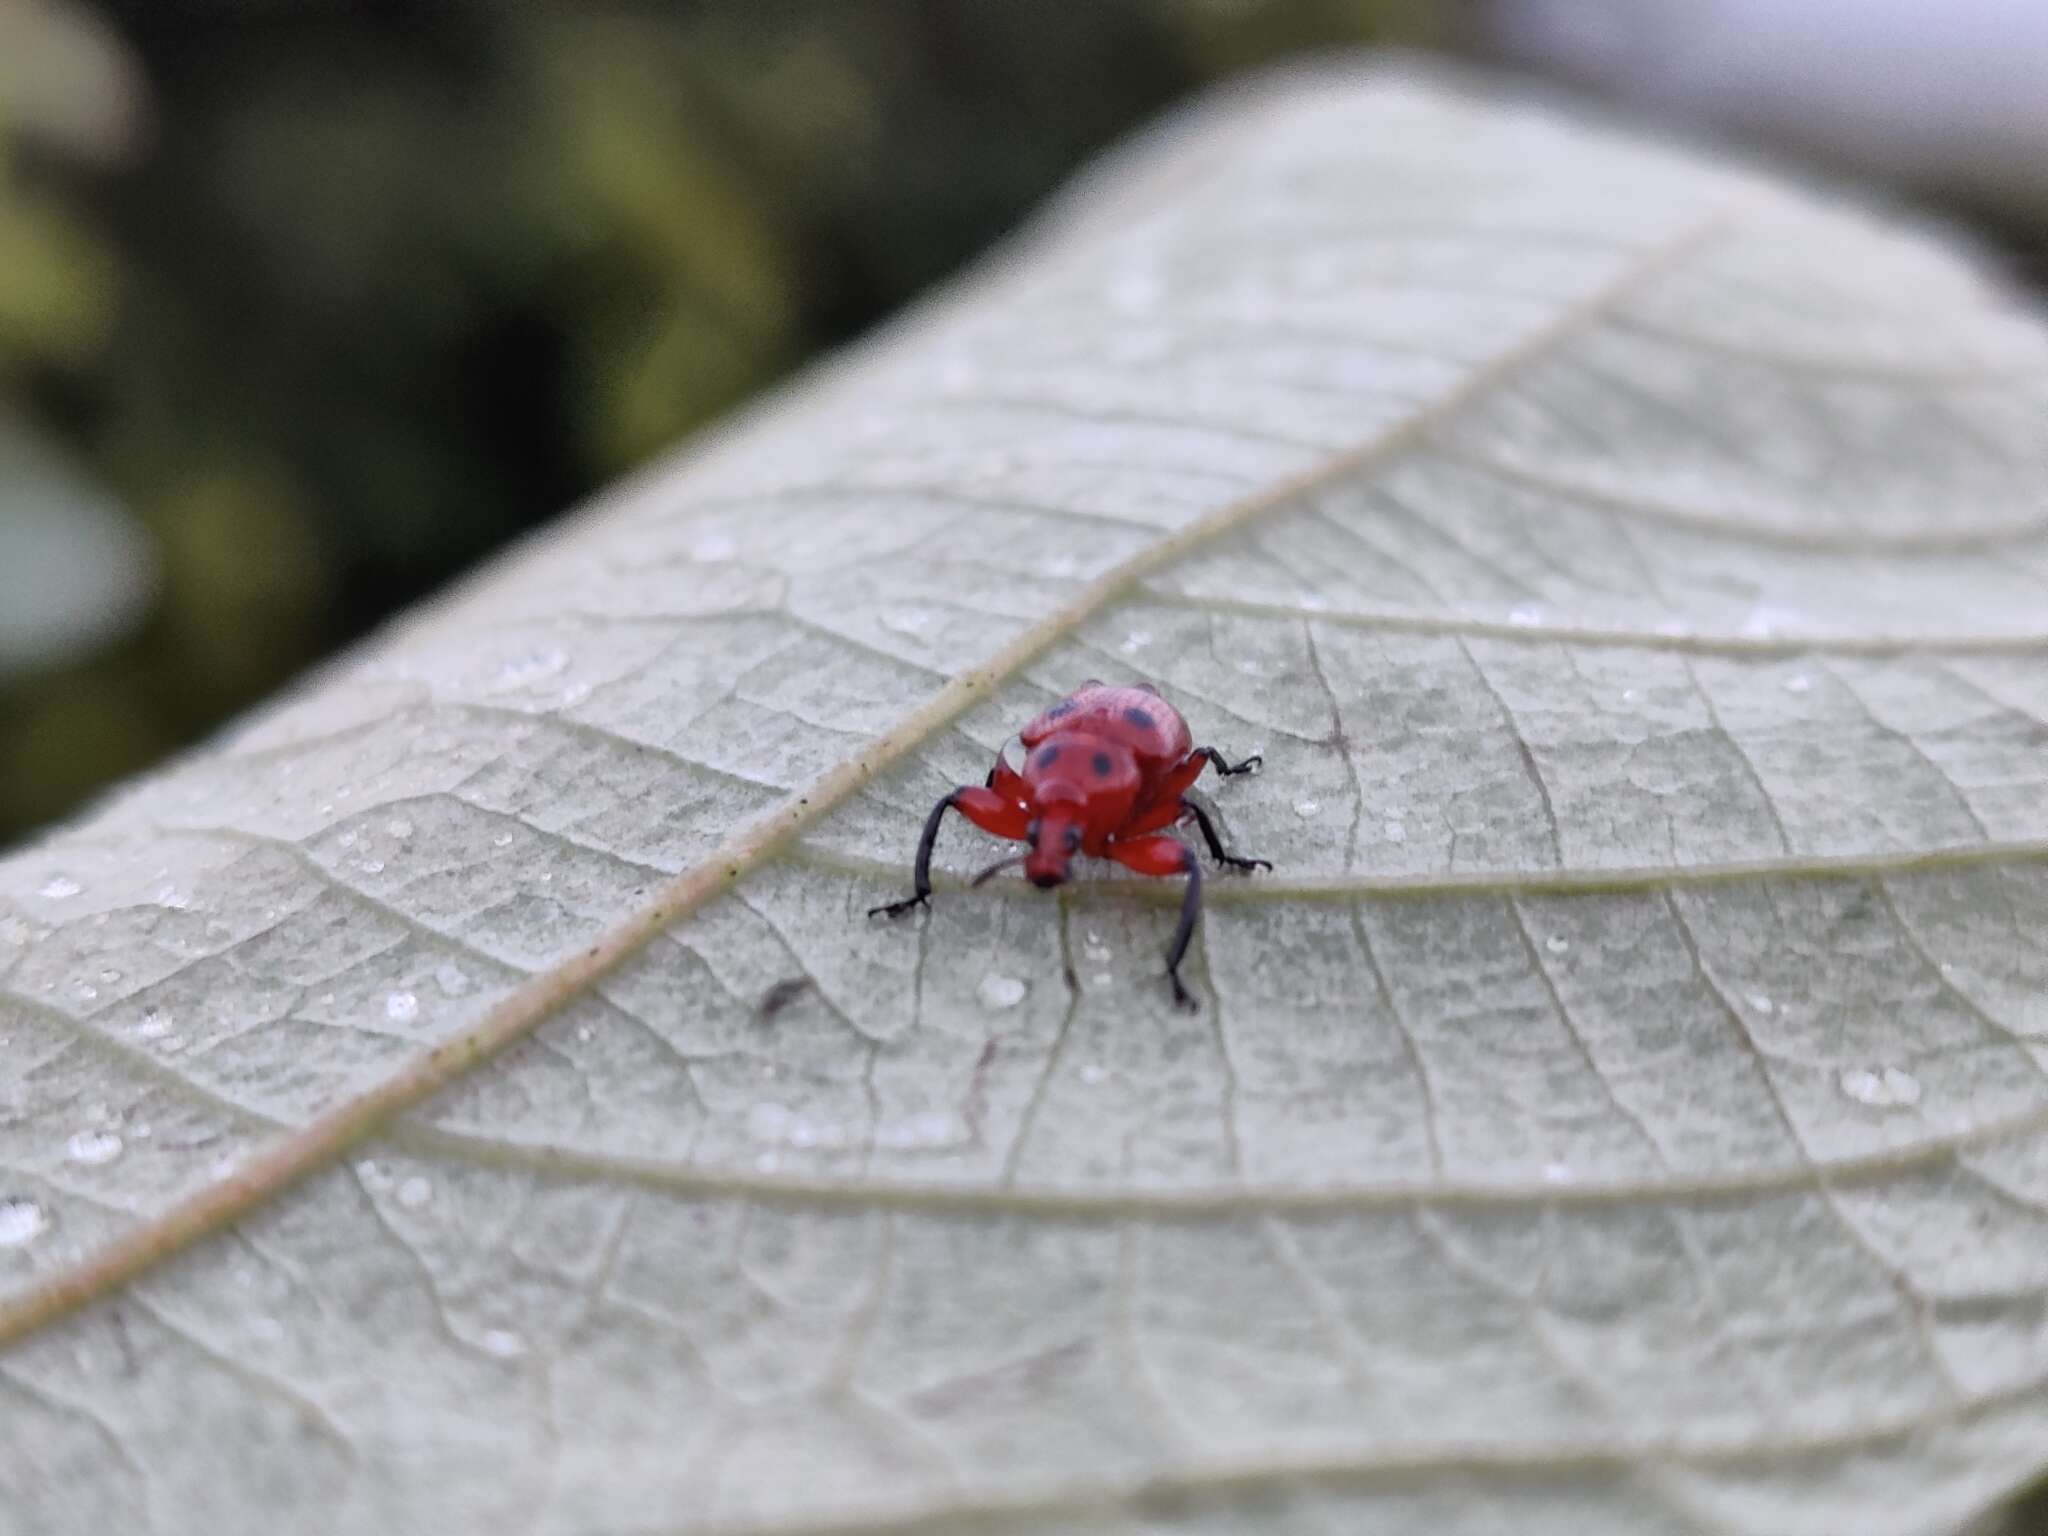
1020;732;1142;879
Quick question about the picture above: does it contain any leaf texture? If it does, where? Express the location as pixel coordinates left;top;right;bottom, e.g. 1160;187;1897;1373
6;58;2048;1536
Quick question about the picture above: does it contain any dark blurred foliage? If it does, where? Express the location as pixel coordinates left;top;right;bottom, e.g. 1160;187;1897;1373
0;0;1444;844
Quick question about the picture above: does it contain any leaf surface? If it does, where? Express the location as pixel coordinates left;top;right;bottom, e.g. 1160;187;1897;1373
6;59;2048;1536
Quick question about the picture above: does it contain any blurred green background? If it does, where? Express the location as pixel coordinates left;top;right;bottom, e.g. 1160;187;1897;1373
0;0;1445;845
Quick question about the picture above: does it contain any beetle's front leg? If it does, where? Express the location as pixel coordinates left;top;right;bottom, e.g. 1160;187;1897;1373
1107;833;1204;1011
867;787;1031;919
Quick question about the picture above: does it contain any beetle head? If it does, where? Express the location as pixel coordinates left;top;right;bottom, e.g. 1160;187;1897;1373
1023;814;1081;888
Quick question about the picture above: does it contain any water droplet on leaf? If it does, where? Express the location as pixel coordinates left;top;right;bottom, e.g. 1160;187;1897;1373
1840;1065;1921;1108
66;1130;123;1166
0;1198;47;1246
386;992;419;1023
480;1329;525;1360
978;974;1026;1010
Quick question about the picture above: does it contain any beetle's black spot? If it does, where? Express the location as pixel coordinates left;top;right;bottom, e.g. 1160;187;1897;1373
1123;706;1154;730
1092;752;1112;777
1036;745;1059;769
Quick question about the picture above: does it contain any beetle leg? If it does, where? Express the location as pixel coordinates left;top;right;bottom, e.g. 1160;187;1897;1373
1182;798;1272;873
1196;745;1262;777
1107;834;1203;1011
868;787;1030;919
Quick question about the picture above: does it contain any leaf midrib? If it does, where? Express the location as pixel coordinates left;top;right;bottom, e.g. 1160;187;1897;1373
0;209;1732;1351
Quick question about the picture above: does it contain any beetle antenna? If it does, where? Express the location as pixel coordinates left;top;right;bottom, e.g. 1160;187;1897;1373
970;853;1030;887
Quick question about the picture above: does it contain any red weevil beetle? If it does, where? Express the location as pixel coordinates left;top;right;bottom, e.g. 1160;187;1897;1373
867;680;1270;1009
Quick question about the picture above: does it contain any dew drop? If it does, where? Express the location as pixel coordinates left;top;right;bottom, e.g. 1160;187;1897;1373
38;875;81;900
1783;673;1813;694
396;1176;433;1209
495;648;569;689
66;1129;123;1166
0;1198;47;1247
434;963;471;998
1091;972;1114;988
1542;1162;1575;1184
978;974;1027;1011
1620;688;1639;704
1119;630;1151;653
154;884;190;909
493;832;514;848
1882;1066;1923;1105
387;817;414;839
1384;820;1406;844
1840;1065;1921;1108
1078;1063;1107;1086
1742;604;1799;639
337;831;358;849
385;991;419;1023
356;1158;391;1191
1506;604;1543;628
480;1328;526;1360
1293;798;1320;819
1545;935;1570;955
360;859;386;875
73;983;98;1002
1746;992;1775;1016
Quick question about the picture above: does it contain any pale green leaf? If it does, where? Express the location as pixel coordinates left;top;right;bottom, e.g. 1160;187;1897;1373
6;58;2048;1536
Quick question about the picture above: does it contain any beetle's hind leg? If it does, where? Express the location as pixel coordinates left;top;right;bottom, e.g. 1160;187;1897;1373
1183;798;1272;873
